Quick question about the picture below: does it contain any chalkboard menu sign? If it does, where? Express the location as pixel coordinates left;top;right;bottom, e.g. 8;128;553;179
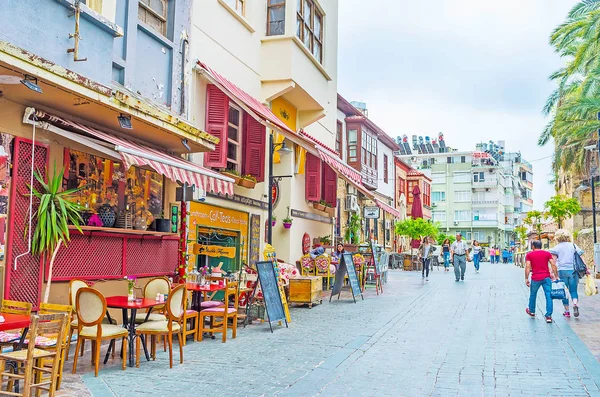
248;214;261;266
330;253;364;303
256;261;288;332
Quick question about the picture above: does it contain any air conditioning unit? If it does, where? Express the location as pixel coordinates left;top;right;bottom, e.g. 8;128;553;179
485;188;491;192
453;221;459;226
431;202;437;207
345;195;359;212
347;184;358;196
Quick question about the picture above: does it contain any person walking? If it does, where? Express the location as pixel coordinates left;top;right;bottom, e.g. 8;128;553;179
502;248;509;264
495;247;501;264
490;246;495;264
441;238;451;272
418;236;436;281
525;240;558;323
451;233;470;282
549;229;587;318
472;240;482;273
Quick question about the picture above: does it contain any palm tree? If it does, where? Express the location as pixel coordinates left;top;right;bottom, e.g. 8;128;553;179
540;1;600;177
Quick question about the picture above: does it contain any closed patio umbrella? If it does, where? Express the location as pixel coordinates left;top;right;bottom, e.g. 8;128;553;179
410;184;423;249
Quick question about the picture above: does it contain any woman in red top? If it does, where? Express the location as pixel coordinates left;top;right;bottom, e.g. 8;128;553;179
525;240;558;323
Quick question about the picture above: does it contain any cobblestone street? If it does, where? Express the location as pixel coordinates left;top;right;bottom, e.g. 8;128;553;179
64;264;600;397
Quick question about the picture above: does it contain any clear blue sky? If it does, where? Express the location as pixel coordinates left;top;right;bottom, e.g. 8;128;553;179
337;0;578;209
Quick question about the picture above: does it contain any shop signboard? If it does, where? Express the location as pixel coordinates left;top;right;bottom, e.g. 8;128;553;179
192;244;236;258
364;206;380;219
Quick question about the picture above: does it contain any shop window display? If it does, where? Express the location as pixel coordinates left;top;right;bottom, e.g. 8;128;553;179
63;149;164;230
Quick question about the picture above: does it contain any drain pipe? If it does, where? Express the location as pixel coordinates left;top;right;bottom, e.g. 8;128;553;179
14;110;37;270
180;31;189;117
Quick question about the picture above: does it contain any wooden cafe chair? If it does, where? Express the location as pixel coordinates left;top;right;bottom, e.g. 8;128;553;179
314;254;334;290
72;288;128;377
0;300;33;352
182;290;199;345
135;284;185;368
198;281;239;343
0;313;69;397
300;254;315;276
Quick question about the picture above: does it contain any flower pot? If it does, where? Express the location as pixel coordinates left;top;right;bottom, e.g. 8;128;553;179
155;219;171;233
221;172;241;185
271;220;276;227
98;204;116;228
283;222;292;229
313;203;326;212
239;178;256;189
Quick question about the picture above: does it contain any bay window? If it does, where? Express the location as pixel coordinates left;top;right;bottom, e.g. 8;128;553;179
296;0;324;63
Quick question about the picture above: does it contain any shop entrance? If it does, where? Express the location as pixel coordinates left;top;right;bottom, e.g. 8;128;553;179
195;228;241;274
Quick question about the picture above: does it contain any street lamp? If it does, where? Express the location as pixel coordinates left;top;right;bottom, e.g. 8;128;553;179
267;133;292;245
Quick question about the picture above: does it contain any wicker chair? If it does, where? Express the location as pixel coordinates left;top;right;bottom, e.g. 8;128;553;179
72;288;128;377
135;284;185;368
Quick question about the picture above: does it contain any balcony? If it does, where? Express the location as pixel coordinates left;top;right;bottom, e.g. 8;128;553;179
472;219;498;227
472;200;499;207
472;179;498;187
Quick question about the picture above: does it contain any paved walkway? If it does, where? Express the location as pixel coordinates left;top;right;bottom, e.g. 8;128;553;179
63;264;600;396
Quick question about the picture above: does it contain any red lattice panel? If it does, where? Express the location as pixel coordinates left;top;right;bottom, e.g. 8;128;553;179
125;237;178;277
51;233;124;280
5;139;48;307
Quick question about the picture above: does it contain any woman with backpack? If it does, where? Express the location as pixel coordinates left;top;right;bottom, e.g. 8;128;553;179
549;229;587;318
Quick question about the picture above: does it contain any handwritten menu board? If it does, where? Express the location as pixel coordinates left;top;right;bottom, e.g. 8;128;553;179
256;260;287;332
248;214;261;266
330;253;364;303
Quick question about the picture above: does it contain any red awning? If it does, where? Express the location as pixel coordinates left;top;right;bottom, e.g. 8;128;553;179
316;146;362;185
28;110;235;196
195;61;318;154
375;198;401;219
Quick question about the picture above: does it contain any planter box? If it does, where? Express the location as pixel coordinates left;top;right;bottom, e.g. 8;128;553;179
313;203;326;212
324;207;335;217
221;171;241;185
238;178;256;189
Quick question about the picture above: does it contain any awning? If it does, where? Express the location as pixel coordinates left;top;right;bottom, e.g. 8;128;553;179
316;146;362;185
194;61;318;155
375;198;401;219
24;109;235;196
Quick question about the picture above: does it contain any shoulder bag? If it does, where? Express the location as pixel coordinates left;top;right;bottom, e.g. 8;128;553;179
573;243;587;278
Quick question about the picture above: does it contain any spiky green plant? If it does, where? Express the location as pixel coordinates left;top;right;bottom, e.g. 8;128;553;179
29;164;84;303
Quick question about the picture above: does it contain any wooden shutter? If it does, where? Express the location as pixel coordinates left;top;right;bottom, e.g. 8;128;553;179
204;84;229;168
305;153;322;202
242;113;266;182
322;164;338;207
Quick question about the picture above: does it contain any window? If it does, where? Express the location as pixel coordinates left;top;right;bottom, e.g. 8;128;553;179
361;131;377;169
336;121;342;154
474;231;484;241
473;172;485;182
383;154;389;183
461;156;466;164
267;0;285;36
454;191;471;203
447;157;452;164
432;173;445;184
347;129;357;162
407;181;417;204
432;211;446;222
296;0;324;63
138;0;168;36
226;104;243;172
423;182;431;206
224;0;245;15
432;192;446;202
454;210;470;222
453;172;470;183
84;0;103;13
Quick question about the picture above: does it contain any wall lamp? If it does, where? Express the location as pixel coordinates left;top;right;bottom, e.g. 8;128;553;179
20;75;43;94
117;113;132;129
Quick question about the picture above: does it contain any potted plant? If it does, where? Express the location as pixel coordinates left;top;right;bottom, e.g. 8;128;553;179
271;216;277;227
239;174;257;189
282;216;293;229
154;211;171;233
221;168;241;185
319;235;332;246
313;200;326;212
29;164;84;303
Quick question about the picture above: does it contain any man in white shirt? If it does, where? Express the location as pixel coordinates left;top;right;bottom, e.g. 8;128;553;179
451;233;470;282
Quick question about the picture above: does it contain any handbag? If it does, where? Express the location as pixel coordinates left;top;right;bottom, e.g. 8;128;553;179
551;281;567;300
573;244;587;278
585;275;598;296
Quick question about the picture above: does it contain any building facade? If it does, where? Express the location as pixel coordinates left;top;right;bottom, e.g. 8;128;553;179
0;0;223;305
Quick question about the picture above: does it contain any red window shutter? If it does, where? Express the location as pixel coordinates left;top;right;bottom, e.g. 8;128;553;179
322;164;338;207
204;84;229;168
242;113;266;182
305;153;322;202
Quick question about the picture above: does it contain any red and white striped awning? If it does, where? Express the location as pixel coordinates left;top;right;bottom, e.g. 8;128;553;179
29;110;235;196
375;198;401;219
316;146;362;185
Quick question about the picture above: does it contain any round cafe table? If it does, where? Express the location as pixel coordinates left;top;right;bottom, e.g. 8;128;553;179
105;297;161;367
